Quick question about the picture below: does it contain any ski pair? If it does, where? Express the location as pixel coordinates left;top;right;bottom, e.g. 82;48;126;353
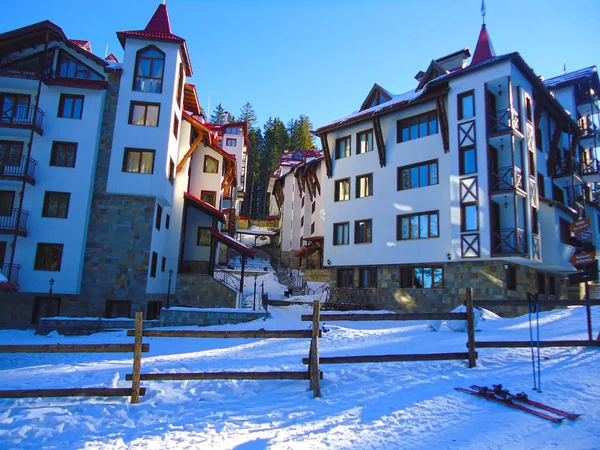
455;387;563;423
471;385;580;420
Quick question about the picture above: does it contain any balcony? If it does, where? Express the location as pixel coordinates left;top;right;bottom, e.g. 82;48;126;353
489;108;522;137
492;228;527;256
551;155;581;179
581;158;600;183
0;104;44;135
490;166;524;194
0;263;20;287
0;208;29;236
0;155;36;184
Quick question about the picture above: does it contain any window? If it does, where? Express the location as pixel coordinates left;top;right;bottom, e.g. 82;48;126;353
506;265;517;291
197;227;211;246
461;203;478;232
226;138;237;147
105;300;131;319
217;139;223;148
311;201;316;214
0;140;24;167
150;251;158;278
57;50;102;79
460;146;476;174
359;267;377;288
225;126;242;135
301;196;305;208
301;216;304;228
334;178;350;202
553;185;565;203
311;222;315;234
201;190;217;207
176;63;184;108
165;214;170;229
58;94;83;119
168;158;175;184
528;150;535;174
337;269;354;287
400;266;443;289
129;102;159;127
357;129;373;154
397;160;438;190
133;46;165;93
537;173;545;198
356;173;373;198
204;155;219;173
333;222;349;245
397;211;439;240
559;218;573;245
0;93;30;124
42;192;70;218
161;256;166;272
335;136;351;159
50;142;77;168
549;276;556;296
536;128;543;151
355;219;372;244
458;91;475;120
532;207;539;235
0;190;15;215
397;111;438;143
155;204;162;230
123;148;155;174
537;272;546;295
173;114;179;138
34;243;63;271
526;97;533;123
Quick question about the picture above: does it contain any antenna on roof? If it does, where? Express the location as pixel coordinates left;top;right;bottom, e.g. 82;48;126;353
563;63;567;74
207;96;211;120
105;44;108;58
481;0;486;25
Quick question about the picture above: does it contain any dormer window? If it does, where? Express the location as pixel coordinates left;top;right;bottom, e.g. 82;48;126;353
57;51;102;80
133;46;165;93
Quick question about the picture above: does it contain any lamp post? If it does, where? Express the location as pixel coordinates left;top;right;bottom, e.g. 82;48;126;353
253;273;258;310
49;278;55;298
166;269;173;308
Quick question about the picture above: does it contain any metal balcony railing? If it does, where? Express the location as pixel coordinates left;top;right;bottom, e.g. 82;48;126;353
489;108;520;134
492;227;527;255
213;266;241;292
0;155;37;183
491;165;524;192
0;208;29;234
0;104;44;132
0;263;20;286
553;155;581;177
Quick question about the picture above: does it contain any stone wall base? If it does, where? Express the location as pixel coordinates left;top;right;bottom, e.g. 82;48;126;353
160;307;265;326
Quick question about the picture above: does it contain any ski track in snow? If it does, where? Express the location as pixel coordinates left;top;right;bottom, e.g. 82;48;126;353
0;305;599;449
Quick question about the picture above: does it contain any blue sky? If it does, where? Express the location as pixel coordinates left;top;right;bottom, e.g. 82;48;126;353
1;0;599;131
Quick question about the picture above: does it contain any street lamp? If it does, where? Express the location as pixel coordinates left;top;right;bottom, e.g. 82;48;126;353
253;273;258;310
166;269;173;308
49;278;55;298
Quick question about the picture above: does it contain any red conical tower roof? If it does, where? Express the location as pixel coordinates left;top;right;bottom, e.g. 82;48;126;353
471;24;496;66
145;4;172;34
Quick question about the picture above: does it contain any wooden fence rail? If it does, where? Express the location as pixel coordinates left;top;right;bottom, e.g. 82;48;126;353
126;330;322;339
0;312;147;404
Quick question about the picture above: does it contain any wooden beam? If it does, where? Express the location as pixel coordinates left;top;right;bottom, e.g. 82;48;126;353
466;288;476;368
436;95;450;153
176;133;203;174
126;329;321;338
301;352;474;365
130;311;143;404
125;372;323;381
300;312;468;322
0;387;147;399
475;340;600;348
472;299;600;307
372;116;386;168
0;344;149;353
320;133;332;178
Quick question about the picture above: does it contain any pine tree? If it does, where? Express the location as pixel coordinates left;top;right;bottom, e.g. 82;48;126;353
239;102;258;129
210;103;226;124
243;128;264;218
290;114;314;150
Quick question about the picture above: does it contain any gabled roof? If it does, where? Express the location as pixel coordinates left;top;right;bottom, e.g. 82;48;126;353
471;24;496;66
183;83;201;115
359;83;393;111
116;4;192;76
210;228;256;258
182;111;236;162
105;53;119;63
70;39;91;52
416;59;448;91
543;66;599;90
183;192;225;223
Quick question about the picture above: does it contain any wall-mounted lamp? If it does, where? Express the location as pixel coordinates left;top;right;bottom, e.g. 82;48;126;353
504;195;509;209
498;84;503;97
447;253;452;261
500;138;504;151
327;259;331;266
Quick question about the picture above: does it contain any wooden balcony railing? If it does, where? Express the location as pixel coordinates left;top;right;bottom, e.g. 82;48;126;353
0;155;36;184
490;165;523;192
0;208;29;236
492;228;527;255
489;108;520;134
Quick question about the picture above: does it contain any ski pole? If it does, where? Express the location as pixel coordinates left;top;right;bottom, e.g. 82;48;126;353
527;294;537;390
536;296;541;392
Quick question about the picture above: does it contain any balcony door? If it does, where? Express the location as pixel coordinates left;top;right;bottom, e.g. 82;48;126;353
486;90;497;133
0;241;6;266
0;93;30;124
0;191;15;216
31;296;61;325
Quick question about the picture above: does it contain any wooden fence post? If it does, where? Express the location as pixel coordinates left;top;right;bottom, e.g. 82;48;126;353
131;311;143;404
311;300;321;398
466;288;476;368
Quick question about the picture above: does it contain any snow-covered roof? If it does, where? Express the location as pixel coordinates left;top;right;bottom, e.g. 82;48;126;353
543;66;597;89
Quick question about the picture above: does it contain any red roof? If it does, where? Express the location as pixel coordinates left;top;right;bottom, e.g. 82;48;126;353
70;39;91;51
294;247;308;257
183;192;225;223
210;229;256;258
116;4;192;76
266;215;278;220
105;53;119;63
303;235;324;242
181;112;236;162
471;24;496;66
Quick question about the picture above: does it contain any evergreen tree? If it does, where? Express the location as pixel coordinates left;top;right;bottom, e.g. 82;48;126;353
289;114;314;150
243;127;264;218
210;103;226;124
239;102;258;129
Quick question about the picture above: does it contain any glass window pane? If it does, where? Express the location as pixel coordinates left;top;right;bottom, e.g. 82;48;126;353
419;116;428;137
463;148;476;173
401;123;409;142
401;217;409;239
461;94;474;119
429;114;438;134
419;214;429;238
131;105;145;125
366;221;372;242
419;165;428;187
402;169;410;190
151;60;163;78
464;205;477;231
410;167;419;188
413;268;423;288
410;216;419;239
430;213;439;237
359;134;366;154
367;132;373;152
141;152;154;174
423;268;432;288
73;99;82;118
126;152;140;172
146;105;159;126
410;119;418;140
430;163;438;185
137;58;151;76
343;223;349;243
433;268;443;288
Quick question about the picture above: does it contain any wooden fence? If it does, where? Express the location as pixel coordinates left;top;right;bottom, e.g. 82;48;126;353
0;312;148;403
124;300;323;398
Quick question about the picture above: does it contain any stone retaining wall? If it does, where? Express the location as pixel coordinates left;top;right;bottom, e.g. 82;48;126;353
160;308;266;326
36;317;161;335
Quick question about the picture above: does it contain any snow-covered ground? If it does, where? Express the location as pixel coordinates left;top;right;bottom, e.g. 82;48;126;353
1;305;599;449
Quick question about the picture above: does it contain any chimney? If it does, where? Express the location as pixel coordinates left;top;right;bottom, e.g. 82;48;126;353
224;111;229;123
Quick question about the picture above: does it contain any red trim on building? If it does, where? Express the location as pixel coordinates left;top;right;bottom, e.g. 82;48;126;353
303;236;324;242
183;192;225;223
210;228;256;258
294;247;308;257
471;24;496;66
